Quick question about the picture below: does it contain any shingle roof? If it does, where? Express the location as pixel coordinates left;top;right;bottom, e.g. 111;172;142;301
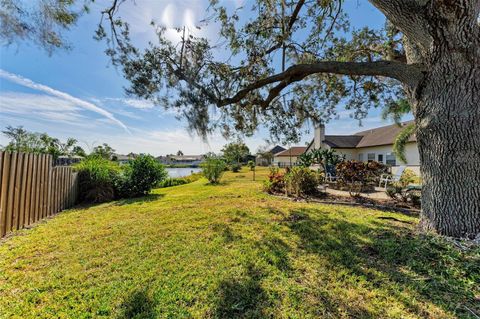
324;135;364;148
269;145;286;155
275;146;307;157
354;121;416;148
307;121;416;149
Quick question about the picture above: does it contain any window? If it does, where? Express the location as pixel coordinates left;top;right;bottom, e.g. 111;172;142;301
386;153;396;166
367;153;375;162
358;153;364;162
377;154;384;163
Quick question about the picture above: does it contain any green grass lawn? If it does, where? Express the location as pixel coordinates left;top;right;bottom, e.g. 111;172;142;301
0;168;478;319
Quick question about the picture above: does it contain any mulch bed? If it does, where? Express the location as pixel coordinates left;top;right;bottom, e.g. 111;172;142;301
268;191;421;215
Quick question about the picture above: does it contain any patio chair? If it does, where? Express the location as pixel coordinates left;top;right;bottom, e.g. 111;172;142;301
379;165;407;189
325;165;338;182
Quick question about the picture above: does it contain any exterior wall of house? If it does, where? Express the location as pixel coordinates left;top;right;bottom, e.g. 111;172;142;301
273;156;300;167
331;148;357;160
333;142;421;175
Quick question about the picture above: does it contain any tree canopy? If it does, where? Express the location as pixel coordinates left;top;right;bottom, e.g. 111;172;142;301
1;126;85;159
0;0;89;53
91;0;423;143
221;141;250;164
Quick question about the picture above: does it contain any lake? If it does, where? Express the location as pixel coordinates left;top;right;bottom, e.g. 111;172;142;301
165;167;202;178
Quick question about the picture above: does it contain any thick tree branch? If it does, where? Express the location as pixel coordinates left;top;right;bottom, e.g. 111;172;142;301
368;0;432;52
219;61;424;106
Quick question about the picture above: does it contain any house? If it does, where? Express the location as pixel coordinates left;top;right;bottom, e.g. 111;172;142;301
256;145;286;166
114;153;137;165
273;146;308;167
157;155;205;166
306;121;419;174
55;155;83;166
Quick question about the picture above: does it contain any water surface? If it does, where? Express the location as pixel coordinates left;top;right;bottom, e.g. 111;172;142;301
165;167;201;178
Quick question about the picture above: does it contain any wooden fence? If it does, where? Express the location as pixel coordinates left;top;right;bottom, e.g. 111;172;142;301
0;152;79;237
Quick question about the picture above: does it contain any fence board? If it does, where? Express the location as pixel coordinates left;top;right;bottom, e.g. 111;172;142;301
12;153;24;230
34;154;42;223
29;154;37;224
19;154;29;228
0;153;11;236
40;154;47;219
6;152;18;233
0;152;79;238
24;154;33;226
46;156;52;216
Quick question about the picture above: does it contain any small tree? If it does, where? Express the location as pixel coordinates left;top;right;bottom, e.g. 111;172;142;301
91;143;115;160
201;156;227;184
299;148;344;173
298;152;314;168
221;142;250;167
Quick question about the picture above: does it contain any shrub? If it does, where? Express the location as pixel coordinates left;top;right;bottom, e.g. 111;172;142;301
158;177;188;188
247;160;255;171
400;169;421;186
158;173;203;188
386;169;421;206
263;167;285;194
182;172;203;183
231;163;241;172
74;156;120;203
284;167;319;197
115;155;167;198
336;160;385;196
201;157;227;184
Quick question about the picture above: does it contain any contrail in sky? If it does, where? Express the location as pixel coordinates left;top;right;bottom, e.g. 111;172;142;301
0;69;130;133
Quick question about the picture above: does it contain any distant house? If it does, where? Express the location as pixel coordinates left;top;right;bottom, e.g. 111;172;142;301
157;155;205;166
55;155;83;166
115;154;134;165
273;146;308;167
256;145;286;166
306;121;419;174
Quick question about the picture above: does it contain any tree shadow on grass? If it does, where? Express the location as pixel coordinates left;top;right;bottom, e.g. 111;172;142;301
114;193;165;206
214;264;269;318
255;235;292;272
116;288;156;319
284;207;480;318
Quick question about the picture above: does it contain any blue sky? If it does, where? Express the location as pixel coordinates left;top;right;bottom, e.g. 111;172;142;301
0;0;408;156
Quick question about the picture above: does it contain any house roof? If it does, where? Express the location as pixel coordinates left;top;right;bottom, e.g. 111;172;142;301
308;121;416;149
354;121;416;148
275;146;307;157
116;154;133;161
269;145;286;155
324;135;364;148
168;155;204;161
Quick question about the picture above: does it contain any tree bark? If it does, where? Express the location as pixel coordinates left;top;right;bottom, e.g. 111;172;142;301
413;29;480;238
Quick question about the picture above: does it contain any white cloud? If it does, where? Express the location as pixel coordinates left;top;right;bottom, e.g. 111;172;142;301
0;92;87;125
121;98;156;109
0;69;129;133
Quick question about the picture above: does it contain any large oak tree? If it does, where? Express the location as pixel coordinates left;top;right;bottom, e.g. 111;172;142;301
2;0;479;237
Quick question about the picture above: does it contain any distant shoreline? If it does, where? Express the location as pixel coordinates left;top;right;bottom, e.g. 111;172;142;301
163;164;201;168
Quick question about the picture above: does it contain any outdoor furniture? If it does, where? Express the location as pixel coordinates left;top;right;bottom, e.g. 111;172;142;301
326;172;338;182
379;165;407;189
325;165;338;182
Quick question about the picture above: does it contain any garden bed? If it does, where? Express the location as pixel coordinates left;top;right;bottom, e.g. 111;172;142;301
267;188;421;215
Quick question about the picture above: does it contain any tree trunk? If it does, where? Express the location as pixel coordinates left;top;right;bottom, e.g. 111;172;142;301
414;44;480;238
